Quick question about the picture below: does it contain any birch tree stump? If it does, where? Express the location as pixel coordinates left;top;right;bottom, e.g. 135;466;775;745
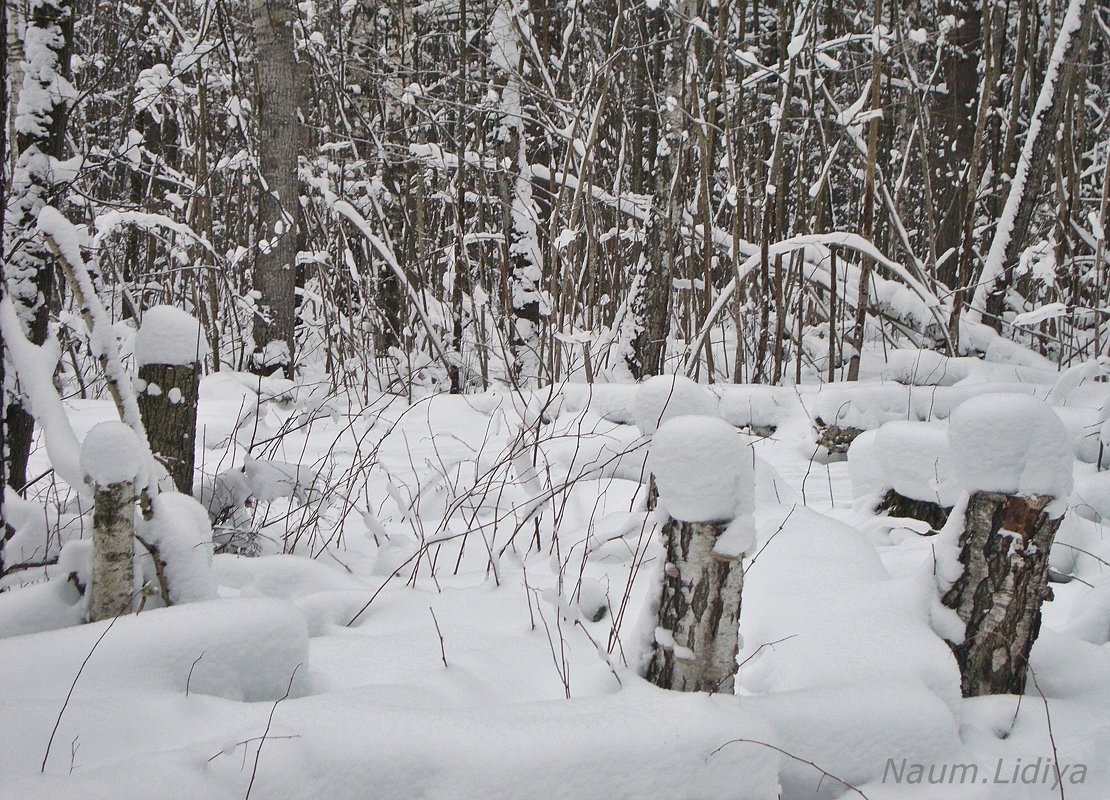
89;478;138;621
645;415;755;694
647;518;745;692
82;422;143;622
943;394;1073;697
942;492;1061;696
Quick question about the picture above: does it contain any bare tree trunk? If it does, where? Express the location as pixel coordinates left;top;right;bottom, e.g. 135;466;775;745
3;0;72;493
250;0;300;378
931;0;983;286
625;0;688;380
88;480;137;622
136;362;199;495
647;518;744;693
970;0;1092;326
942;491;1062;696
449;0;469;394
0;0;8;568
846;0;883;381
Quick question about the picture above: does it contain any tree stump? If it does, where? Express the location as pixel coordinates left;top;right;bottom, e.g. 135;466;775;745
646;517;745;693
137;361;199;494
942;491;1062;696
82;421;143;622
134;306;205;495
88;479;137;621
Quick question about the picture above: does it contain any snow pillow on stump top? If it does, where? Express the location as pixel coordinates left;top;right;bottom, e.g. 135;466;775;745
633;373;716;435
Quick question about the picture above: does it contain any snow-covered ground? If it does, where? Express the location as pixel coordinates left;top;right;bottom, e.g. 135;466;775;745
2;352;1110;799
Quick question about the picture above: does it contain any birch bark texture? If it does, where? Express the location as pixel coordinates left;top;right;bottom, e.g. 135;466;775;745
250;0;299;377
942;492;1061;696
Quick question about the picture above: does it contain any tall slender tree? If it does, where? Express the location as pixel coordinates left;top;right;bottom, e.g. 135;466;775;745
3;0;73;492
249;0;300;378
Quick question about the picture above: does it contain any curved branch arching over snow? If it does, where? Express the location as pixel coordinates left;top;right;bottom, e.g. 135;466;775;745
681;232;948;374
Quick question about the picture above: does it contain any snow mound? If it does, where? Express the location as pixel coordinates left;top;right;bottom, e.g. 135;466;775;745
717;385;793;430
0;597;310;702
948;393;1073;499
882;349;974;386
847;429;883;499
875;421;959;506
134;304;207;366
80;420;144;486
633;374;716;435
234;684;782;800
648;415;754;524
140;491;217;604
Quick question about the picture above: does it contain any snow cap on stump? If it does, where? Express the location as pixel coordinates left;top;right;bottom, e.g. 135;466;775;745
633;374;716;435
134;305;207;367
948;394;1073;499
876;421;960;506
81;421;144;487
648;415;756;558
649;412;753;511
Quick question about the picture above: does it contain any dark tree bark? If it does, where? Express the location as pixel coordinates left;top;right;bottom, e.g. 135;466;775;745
942;491;1062;696
931;0;983;287
1;0;8;570
136;362;199;495
250;0;300;378
625;0;688;380
647;518;744;693
876;488;951;532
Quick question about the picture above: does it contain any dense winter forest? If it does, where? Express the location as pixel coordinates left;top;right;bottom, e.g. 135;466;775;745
2;0;1110;797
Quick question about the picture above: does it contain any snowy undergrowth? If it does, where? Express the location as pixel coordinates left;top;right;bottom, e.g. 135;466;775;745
2;351;1110;798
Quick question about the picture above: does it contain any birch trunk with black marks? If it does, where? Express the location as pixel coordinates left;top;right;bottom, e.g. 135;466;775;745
136;362;199;495
250;0;299;378
942;491;1061;696
89;480;137;622
647;518;744;693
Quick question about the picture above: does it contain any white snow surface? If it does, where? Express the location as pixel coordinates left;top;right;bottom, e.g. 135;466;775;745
648;415;755;524
80;420;144;486
633;373;716;434
4;354;1110;799
134;304;208;366
948;393;1074;499
875;421;960;507
140;492;218;604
